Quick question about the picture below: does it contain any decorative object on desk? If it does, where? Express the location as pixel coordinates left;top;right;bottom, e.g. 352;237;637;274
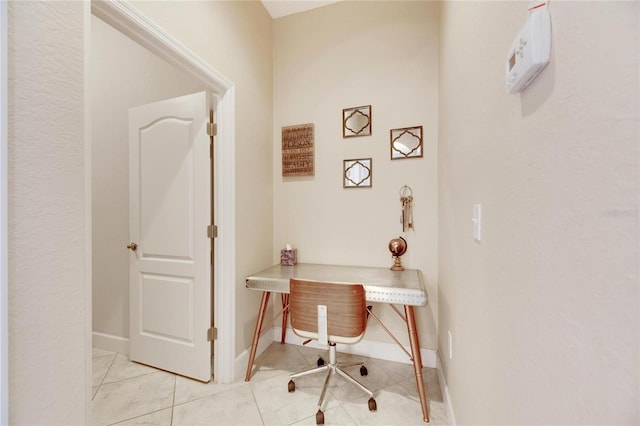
388;236;407;271
280;243;297;266
399;185;414;232
343;158;372;188
282;123;314;177
343;105;372;138
390;125;423;159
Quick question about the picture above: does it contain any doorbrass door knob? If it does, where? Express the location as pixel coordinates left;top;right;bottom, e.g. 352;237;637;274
127;242;138;251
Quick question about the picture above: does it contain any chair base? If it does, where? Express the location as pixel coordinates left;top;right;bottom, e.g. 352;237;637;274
288;343;376;424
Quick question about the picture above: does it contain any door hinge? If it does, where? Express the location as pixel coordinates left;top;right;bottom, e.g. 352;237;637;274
207;327;217;341
207;122;217;137
207;225;217;239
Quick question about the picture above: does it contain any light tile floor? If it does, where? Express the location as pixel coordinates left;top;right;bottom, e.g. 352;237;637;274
92;342;448;425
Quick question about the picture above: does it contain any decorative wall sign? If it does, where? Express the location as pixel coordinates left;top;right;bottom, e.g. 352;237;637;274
282;123;314;177
390;125;423;159
343;158;372;188
343;105;372;138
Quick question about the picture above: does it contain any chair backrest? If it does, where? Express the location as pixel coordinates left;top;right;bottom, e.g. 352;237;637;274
289;278;367;344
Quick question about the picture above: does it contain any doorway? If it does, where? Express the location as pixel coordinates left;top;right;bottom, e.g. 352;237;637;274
90;0;236;384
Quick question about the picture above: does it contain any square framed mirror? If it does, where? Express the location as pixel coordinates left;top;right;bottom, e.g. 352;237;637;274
390;125;423;159
343;158;372;188
343;105;372;138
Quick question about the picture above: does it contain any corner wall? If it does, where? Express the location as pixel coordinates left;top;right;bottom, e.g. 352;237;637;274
438;1;639;424
8;1;90;423
273;1;440;351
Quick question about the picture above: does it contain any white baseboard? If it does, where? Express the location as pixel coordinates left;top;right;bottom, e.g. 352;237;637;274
436;352;457;426
233;329;276;382
234;327;438;382
92;331;129;355
272;326;437;368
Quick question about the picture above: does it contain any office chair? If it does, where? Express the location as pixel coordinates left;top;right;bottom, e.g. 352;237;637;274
287;278;377;425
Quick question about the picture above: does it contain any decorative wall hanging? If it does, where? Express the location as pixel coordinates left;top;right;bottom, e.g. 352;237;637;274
343;158;372;188
282;123;314;177
399;185;414;232
390;125;423;159
343;105;372;138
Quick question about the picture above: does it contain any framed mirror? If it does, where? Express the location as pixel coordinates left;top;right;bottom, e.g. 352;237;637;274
390;125;423;159
343;105;372;138
343;158;372;188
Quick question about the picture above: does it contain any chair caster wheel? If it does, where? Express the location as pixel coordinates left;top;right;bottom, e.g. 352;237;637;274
317;357;325;367
315;409;325;424
287;380;295;392
368;397;377;411
360;365;368;376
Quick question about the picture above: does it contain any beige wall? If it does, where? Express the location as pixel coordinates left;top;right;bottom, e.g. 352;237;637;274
273;1;440;349
438;1;639;424
128;1;274;355
8;1;90;423
6;2;637;424
91;15;203;342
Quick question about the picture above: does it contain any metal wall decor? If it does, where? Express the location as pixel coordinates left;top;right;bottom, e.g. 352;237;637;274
282;123;314;177
343;158;372;188
399;185;414;232
390;125;423;159
343;105;372;138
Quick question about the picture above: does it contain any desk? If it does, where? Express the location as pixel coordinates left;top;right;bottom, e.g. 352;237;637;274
244;263;430;423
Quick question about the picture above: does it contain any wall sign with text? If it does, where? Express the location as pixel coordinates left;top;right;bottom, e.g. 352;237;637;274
282;123;314;177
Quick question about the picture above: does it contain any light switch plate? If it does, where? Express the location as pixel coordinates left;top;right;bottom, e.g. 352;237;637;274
472;204;482;242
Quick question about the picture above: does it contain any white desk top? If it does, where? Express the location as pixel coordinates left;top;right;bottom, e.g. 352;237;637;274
245;263;427;307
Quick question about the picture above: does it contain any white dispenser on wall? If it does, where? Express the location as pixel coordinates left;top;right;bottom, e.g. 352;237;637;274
505;1;552;94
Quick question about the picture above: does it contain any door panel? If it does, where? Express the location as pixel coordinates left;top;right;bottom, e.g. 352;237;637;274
129;91;212;382
139;118;193;260
140;273;193;343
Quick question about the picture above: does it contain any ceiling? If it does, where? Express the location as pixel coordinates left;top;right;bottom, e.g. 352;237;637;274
261;0;342;19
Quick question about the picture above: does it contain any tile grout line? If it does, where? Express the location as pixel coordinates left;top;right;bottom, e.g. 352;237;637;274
328;382;359;426
101;370;167;386
105;407;172;426
170;381;251;410
170;374;176;426
247;379;267;425
98;352;160;386
93;350;177;426
93;353;117;400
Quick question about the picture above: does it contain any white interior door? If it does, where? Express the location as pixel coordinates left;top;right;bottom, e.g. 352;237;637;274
128;91;213;382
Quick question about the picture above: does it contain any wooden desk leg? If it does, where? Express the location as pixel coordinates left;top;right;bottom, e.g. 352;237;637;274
280;294;289;344
244;291;271;382
405;305;430;423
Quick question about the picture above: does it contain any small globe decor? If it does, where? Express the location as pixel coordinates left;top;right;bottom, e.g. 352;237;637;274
388;236;407;271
